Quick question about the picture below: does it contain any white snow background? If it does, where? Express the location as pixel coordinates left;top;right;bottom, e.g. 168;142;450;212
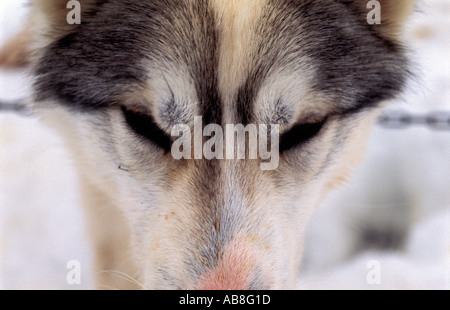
0;0;449;290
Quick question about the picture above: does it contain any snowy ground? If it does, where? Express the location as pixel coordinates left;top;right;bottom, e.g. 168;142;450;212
1;0;449;290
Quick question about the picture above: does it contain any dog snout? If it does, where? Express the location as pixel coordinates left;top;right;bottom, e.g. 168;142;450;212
194;240;270;290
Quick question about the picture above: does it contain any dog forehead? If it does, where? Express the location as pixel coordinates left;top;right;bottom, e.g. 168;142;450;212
34;0;409;127
211;0;317;125
152;0;318;127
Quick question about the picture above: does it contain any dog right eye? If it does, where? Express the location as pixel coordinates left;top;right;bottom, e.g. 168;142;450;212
121;106;172;152
279;119;327;153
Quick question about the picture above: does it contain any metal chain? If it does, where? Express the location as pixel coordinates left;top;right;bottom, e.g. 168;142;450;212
0;100;29;115
1;99;450;131
378;110;450;131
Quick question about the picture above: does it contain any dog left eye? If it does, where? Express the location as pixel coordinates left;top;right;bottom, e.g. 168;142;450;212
279;119;327;153
121;106;171;151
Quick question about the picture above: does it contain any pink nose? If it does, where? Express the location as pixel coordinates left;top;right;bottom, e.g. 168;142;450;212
195;241;260;290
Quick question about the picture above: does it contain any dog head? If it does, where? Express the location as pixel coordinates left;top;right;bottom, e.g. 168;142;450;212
22;0;414;289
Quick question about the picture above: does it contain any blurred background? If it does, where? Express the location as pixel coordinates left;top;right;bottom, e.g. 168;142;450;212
0;0;449;289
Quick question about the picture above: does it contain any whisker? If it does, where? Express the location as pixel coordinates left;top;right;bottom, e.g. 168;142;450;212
101;270;148;290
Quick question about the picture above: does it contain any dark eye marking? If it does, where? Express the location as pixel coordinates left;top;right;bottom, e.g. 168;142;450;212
121;106;171;152
279;119;327;153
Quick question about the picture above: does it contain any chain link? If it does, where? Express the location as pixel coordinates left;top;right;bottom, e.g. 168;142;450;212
378;110;450;131
0;100;29;115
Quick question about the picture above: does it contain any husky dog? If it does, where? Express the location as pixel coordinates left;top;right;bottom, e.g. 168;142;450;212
1;0;414;289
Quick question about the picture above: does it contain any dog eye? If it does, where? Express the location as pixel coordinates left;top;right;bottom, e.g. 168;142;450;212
121;106;171;151
279;119;327;153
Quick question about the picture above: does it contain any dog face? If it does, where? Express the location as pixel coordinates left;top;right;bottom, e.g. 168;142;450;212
30;0;413;289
